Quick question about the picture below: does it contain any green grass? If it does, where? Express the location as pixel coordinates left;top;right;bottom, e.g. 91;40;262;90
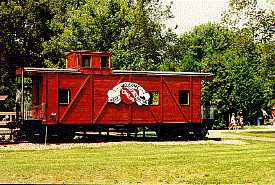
228;131;275;138
243;125;273;130
1;141;275;184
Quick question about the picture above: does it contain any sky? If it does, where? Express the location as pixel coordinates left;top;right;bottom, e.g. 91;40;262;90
163;0;228;34
162;0;275;34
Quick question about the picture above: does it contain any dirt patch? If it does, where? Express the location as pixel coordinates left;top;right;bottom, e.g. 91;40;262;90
0;139;247;151
0;142;117;151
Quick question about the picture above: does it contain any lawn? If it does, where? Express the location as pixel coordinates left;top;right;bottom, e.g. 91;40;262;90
227;128;275;138
0;140;275;184
227;130;275;138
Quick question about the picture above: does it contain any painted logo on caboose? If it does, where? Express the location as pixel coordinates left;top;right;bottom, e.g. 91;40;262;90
107;82;150;106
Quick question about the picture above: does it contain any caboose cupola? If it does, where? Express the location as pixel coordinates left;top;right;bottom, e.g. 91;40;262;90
65;50;112;74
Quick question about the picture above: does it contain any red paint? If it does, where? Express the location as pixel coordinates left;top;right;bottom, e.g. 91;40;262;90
65;50;112;74
18;51;213;127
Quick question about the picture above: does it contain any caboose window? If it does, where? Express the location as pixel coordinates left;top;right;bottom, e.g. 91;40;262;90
149;91;160;106
82;55;91;67
179;90;190;105
101;56;109;68
59;89;70;104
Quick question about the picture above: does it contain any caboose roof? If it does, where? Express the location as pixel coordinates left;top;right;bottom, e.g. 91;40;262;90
20;67;213;77
23;67;80;73
113;70;214;77
64;50;110;56
16;67;80;76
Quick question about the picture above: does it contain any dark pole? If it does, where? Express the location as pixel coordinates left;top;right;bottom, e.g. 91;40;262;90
21;68;24;125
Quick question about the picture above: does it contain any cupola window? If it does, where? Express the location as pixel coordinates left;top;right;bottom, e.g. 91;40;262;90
82;55;91;68
101;56;109;68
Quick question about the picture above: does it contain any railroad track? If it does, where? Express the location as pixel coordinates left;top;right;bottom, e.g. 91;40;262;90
0;128;213;145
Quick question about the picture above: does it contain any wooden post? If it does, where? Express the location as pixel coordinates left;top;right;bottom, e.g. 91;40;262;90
107;127;109;137
127;128;130;137
21;68;24;125
143;126;146;138
44;125;48;145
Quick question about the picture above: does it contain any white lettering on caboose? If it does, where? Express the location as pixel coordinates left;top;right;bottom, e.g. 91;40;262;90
107;82;150;106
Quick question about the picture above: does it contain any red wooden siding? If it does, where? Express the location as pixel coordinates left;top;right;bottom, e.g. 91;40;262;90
16;51;213;130
65;51;112;73
66;53;78;69
41;73;205;126
59;75;91;124
45;73;58;124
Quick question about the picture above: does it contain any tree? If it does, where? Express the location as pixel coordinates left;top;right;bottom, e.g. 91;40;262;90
42;0;175;70
0;0;84;110
222;0;275;43
0;0;176;110
163;23;235;72
0;0;55;110
173;23;274;128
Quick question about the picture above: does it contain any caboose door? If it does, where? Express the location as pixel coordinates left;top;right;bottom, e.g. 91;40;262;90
46;73;59;125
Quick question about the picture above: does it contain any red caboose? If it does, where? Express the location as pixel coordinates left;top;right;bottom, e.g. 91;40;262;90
16;50;213;140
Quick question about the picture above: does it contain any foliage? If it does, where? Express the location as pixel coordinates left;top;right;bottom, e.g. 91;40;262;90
0;0;63;110
42;0;175;70
222;0;275;42
0;0;55;68
170;23;275;128
0;0;274;129
0;0;107;109
0;64;16;111
0;0;175;110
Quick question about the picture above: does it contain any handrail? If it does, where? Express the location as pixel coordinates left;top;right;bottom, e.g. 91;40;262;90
0;112;16;116
0;112;17;125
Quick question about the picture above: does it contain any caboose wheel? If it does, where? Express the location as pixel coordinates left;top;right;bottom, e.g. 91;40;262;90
28;126;45;143
194;127;208;140
60;130;75;140
156;127;177;139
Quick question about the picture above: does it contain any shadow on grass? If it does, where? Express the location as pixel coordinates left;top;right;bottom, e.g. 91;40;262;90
45;133;222;144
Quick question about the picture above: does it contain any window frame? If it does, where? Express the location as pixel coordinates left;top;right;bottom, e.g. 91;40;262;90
148;91;160;106
81;55;91;68
179;90;190;106
58;89;70;105
100;55;109;69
